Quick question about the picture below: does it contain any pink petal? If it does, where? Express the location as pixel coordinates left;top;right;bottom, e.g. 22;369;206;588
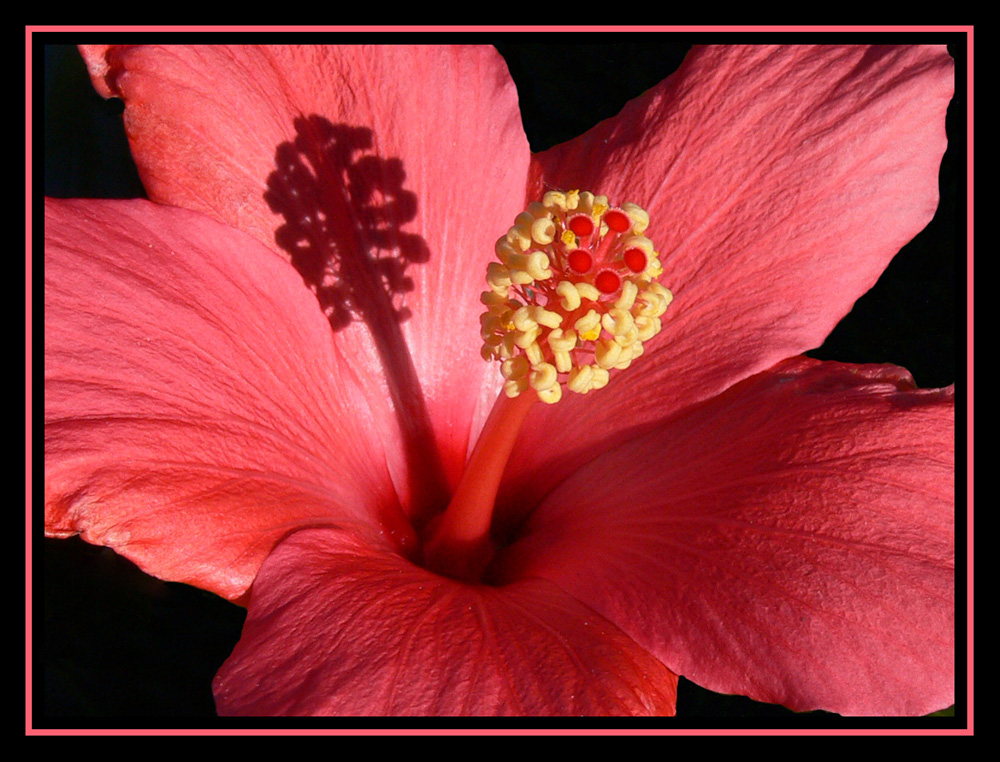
506;45;954;514
44;198;410;602
78;45;531;508
493;357;954;716
213;525;678;716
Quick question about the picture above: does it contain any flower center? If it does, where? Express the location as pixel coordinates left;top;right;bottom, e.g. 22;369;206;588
480;189;672;404
423;190;672;582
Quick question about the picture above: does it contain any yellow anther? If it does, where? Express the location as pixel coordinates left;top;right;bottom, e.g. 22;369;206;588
649;282;674;307
486;262;511;290
525;251;553;281
612;341;646;370
536;383;562;405
556;280;581;311
506;250;530;272
636;283;673;317
566;365;595;394
547;327;577;373
574;309;601;341
547;328;577;353
529;362;558;391
635;315;661;342
480;316;500;340
526;201;549;218
574;282;600;302
504;375;529;398
495;237;517;263
612;341;637;370
514;325;541;349
614;323;640;348
524;340;544;366
602;307;635;337
543;190;570;212
507;225;532;251
501;355;529;380
531;217;556;246
493;304;516;326
528;305;563;329
634;294;658;318
594;338;623;369
481;191;671;403
481;289;508;307
621;202;650;234
615;280;638;311
635;291;660;317
481;332;503;349
514;211;536;232
510;269;535;286
515;305;558;331
512;306;536;332
500;332;516;359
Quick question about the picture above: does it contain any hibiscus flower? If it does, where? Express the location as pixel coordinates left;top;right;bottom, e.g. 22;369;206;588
43;43;956;717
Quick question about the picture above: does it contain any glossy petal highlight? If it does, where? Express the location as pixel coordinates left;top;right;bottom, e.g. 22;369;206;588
44;198;407;601
213;526;678;716
495;358;955;716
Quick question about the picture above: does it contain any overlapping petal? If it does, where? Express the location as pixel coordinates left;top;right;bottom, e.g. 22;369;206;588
502;45;954;517
493;357;955;716
79;44;531;513
213;525;678;716
44;198;410;601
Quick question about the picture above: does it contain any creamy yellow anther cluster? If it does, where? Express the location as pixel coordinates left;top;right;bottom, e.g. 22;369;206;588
480;190;673;404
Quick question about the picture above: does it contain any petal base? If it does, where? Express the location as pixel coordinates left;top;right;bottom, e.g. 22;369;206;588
214;526;678;716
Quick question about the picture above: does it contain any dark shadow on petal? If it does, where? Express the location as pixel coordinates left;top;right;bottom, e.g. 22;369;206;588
265;115;448;528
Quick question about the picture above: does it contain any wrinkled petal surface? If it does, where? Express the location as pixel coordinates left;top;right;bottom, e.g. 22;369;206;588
79;45;530;508
494;358;954;716
213;525;678;716
44;198;408;601
505;45;954;516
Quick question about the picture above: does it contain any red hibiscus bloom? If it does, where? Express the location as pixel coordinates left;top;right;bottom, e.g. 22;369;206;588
44;44;955;716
